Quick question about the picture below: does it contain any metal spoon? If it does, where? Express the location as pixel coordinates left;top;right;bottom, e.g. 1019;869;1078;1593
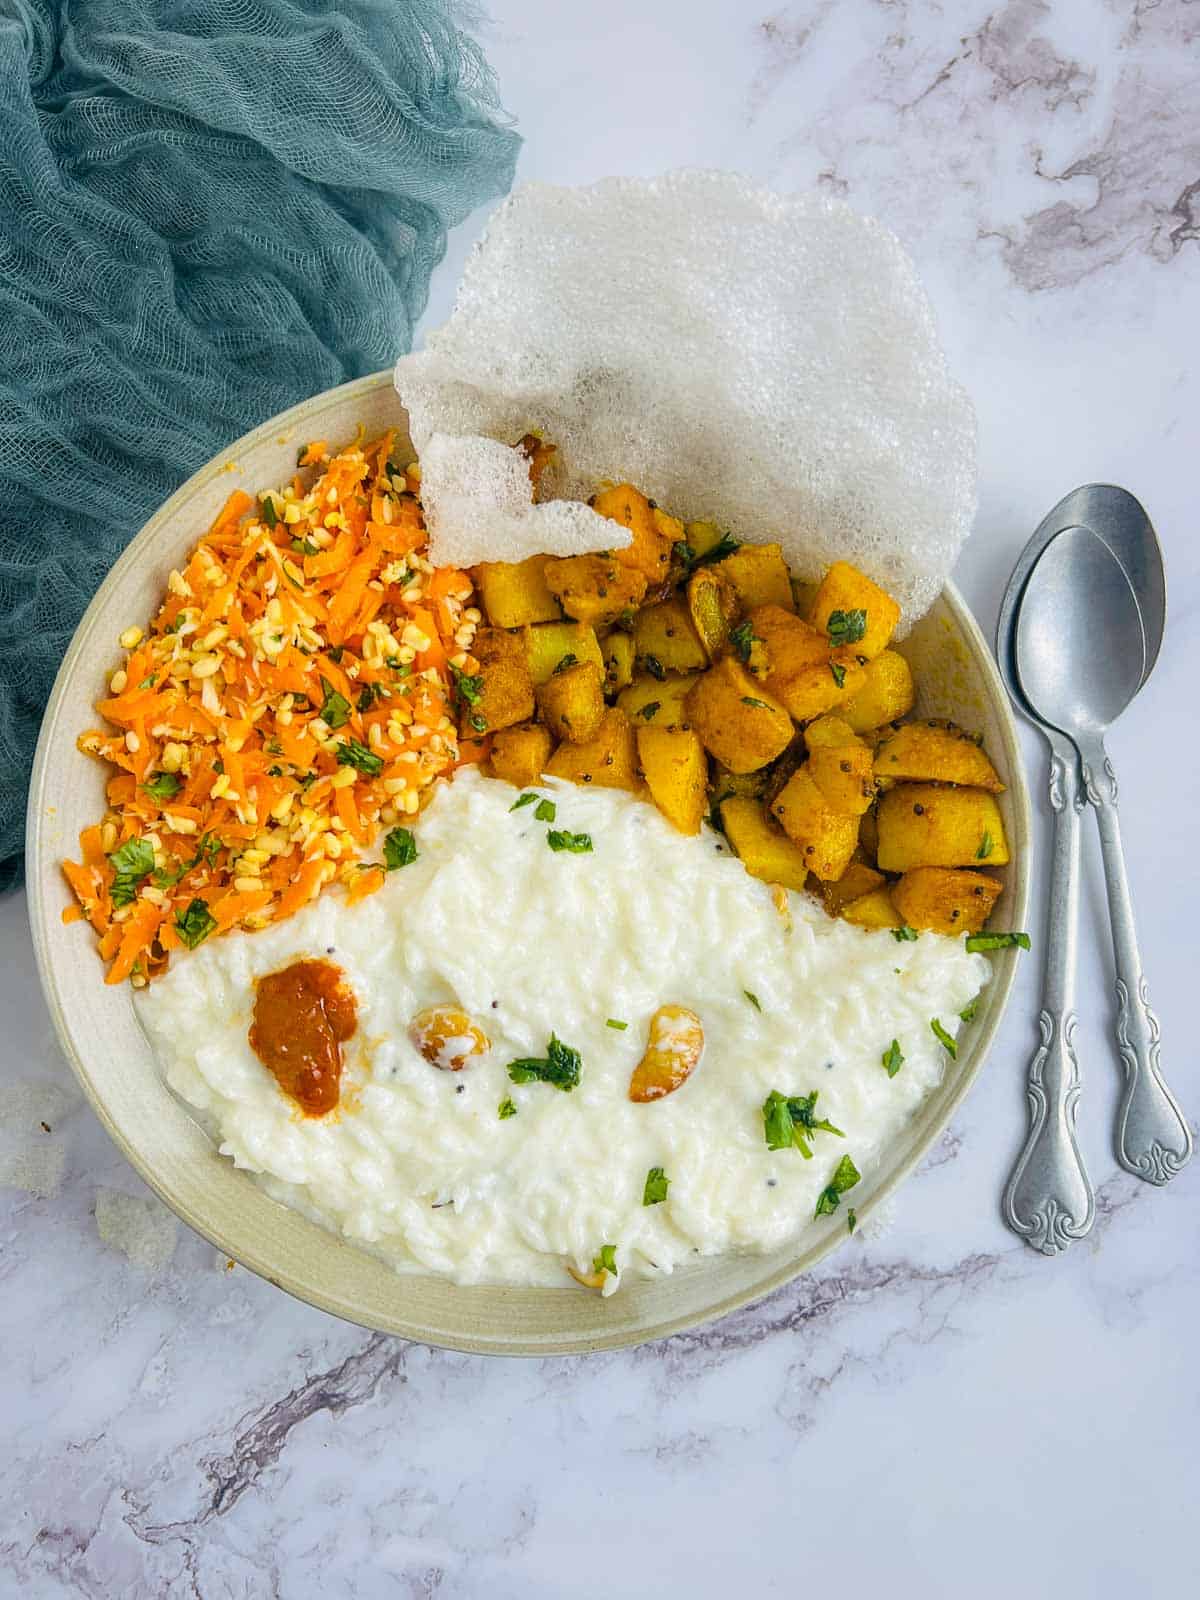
997;541;1096;1253
1016;524;1191;1185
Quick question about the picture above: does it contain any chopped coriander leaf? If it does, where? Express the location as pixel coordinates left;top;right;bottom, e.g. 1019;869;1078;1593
593;1244;618;1277
762;1089;844;1157
892;925;918;943
507;1033;582;1091
448;663;483;706
741;696;769;710
830;660;846;689
553;653;578;674
643;654;666;681
498;1097;518;1121
291;537;319;557
198;832;222;865
815;1153;861;1217
960;998;979;1023
692;533;740;567
357;682;387;712
930;1018;957;1058
638;701;661;720
141;771;182;802
383;828;418;870
109;837;155;879
643;1167;670;1206
138;674;157;689
259;495;278;528
174;897;217;950
847;1208;858;1234
606;1018;628;1031
336;739;383;778
327;645;345;662
729;619;759;663
469;712;488;733
510;792;540;812
744;989;762;1011
882;1039;904;1078
319;676;352;730
975;830;994;860
386;657;412;676
534;798;556;823
965;931;1031;953
826;608;867;647
547;829;592;853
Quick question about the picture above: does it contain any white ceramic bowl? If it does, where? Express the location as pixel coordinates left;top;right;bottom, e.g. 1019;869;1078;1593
27;373;1030;1355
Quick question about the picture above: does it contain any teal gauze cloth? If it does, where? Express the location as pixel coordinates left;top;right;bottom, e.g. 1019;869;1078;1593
0;0;520;887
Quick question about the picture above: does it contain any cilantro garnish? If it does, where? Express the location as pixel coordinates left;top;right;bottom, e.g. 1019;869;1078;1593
729;620;759;664
643;655;666;681
606;1019;628;1030
960;998;979;1023
930;1018;957;1058
892;925;918;943
108;837;155;907
259;495;278;529
510;792;540;812
498;1097;518;1121
762;1089;844;1158
336;740;383;778
744;989;762;1011
383;828;418;870
547;829;592;854
449;663;484;706
141;772;182;803
174;897;217;950
553;653;578;675
643;1167;670;1206
638;701;661;720
830;661;846;689
882;1039;904;1078
741;696;769;710
826;609;867;647
846;1208;858;1234
965;931;1031;953
319;676;351;730
507;1034;582;1091
593;1244;618;1276
975;830;994;859
815;1154;861;1218
534;798;556;823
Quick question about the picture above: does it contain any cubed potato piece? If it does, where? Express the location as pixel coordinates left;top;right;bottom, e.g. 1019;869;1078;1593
488;722;553;788
536;662;606;745
686;567;738;661
818;857;886;915
545;708;640;792
617;671;699;729
523;621;605;686
769;765;860;881
751;604;866;722
542;554;648;629
842;886;902;929
808;560;901;660
464;627;534;736
840;650;915;732
685;657;794;774
474;556;561;627
876;784;1010;872
803;714;858;750
592;483;674;586
684;520;727;559
800;715;875;815
873;721;1005;793
633;595;708;673
892;867;1003;935
719;797;811;892
720;543;794;612
602;631;635;694
637;726;707;834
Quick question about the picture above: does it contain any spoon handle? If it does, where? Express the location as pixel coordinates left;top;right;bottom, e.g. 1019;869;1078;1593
1002;742;1095;1253
1080;744;1193;1184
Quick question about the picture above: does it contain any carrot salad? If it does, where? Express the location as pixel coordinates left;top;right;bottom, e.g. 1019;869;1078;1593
63;431;486;986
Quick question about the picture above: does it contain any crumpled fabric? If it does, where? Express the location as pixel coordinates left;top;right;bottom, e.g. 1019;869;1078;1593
0;0;519;887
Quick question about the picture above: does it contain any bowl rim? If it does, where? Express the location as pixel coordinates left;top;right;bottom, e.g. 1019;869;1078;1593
25;370;1031;1355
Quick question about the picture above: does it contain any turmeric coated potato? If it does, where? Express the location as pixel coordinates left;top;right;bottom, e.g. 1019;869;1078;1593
841;885;902;929
488;721;553;788
892;867;1003;935
474;556;561;628
683;520;727;560
463;627;534;737
617;671;700;729
808;560;901;660
637;725;707;834
523;620;605;686
769;765;860;881
817;856;886;915
545;707;640;792
839;650;915;732
720;543;794;613
873;721;1005;793
633;594;709;673
592;483;674;586
686;566;738;661
719;796;812;891
602;631;635;693
542;554;648;629
750;604;866;722
685;657;795;774
802;715;875;816
876;783;1009;872
535;661;606;745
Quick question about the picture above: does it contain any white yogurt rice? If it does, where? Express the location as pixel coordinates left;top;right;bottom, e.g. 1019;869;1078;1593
138;769;989;1290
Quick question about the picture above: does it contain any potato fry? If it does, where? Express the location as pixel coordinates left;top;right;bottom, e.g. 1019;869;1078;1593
464;627;535;737
474;556;562;627
685;657;795;774
488;722;553;788
840;650;915;732
523;620;605;686
719;797;812;892
808;560;901;660
545;708;641;791
617;671;700;729
592;483;674;586
769;765;860;881
637;726;708;834
536;662;606;744
633;594;709;673
686;566;738;661
892;867;1002;934
841;886;902;929
543;554;648;629
876;784;1009;872
873;721;1005;793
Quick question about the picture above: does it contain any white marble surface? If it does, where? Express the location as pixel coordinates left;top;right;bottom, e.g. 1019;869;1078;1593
3;2;1198;1594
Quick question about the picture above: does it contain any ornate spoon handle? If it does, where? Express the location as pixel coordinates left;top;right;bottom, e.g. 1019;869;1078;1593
1003;742;1095;1253
1080;743;1192;1184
